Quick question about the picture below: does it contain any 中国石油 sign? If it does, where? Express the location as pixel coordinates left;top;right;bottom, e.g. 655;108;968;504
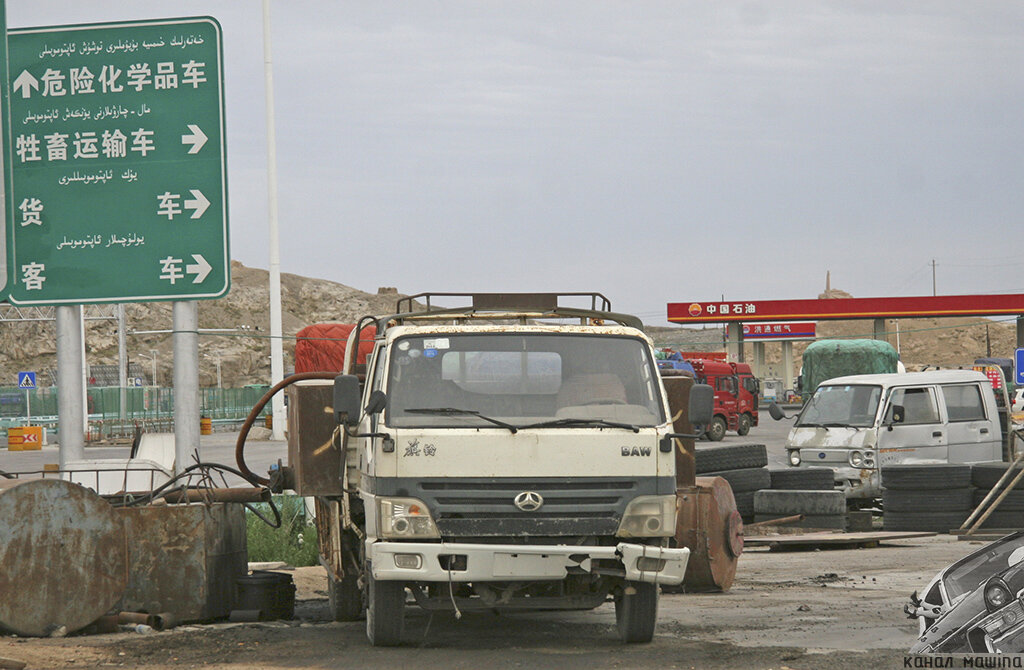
6;17;228;304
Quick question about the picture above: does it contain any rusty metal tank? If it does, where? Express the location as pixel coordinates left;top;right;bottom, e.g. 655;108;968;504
661;373;743;592
676;477;744;591
0;479;126;636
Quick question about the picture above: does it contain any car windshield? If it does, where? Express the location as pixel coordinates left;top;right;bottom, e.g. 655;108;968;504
942;533;1024;602
384;333;664;428
796;384;882;428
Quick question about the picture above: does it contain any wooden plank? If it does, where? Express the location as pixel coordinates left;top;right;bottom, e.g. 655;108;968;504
744;530;936;550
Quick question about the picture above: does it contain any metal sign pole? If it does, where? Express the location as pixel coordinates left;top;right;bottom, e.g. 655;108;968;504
56;305;84;467
173;301;199;475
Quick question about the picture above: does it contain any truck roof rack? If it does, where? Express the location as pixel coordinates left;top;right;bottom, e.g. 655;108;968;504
383;292;643;330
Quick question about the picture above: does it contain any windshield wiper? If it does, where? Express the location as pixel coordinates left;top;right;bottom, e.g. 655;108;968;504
523;417;640;433
820;422;860;429
404;407;518;433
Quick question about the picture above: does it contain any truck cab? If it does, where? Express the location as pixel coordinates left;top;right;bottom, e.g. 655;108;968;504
327;293;712;646
730;362;759;436
688;359;740;441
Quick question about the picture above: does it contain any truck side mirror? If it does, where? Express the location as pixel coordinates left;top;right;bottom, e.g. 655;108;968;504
768;403;786;421
688;383;714;426
334;374;362;427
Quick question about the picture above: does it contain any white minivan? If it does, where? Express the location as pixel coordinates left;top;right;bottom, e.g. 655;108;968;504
778;370;1003;502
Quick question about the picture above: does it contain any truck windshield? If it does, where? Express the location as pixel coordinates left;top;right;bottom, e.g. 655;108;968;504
385;333;665;428
796;384;882;428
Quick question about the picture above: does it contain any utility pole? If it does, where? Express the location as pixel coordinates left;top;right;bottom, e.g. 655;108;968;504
932;259;937;296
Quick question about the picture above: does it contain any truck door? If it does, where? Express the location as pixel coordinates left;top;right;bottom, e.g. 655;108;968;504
940;383;1001;463
877;386;947;464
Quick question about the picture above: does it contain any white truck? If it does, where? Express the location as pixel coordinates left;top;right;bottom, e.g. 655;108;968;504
312;292;712;646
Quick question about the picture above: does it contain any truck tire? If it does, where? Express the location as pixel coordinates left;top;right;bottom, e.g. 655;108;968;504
695;444;768;474
615;581;658;643
732;490;756;520
973;488;1024;511
753;489;845;516
882;487;973;513
753;513;846;530
702;467;770;493
366;567;405;647
329;531;364;621
736;413;752;436
882;510;969;533
706;417;727;442
880;464;971;490
769;468;835;491
972;462;1024;490
328;572;363;622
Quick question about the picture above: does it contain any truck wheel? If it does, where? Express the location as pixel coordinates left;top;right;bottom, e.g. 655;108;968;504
736;414;752;436
329;531;364;621
366;568;405;647
706;417;727;442
328;572;363;621
615;581;658;643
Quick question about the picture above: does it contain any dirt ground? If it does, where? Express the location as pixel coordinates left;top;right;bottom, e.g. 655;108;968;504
0;533;987;670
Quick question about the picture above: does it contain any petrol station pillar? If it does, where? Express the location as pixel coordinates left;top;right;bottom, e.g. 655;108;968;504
782;341;794;396
726;323;744;362
753;342;766;378
873;318;888;341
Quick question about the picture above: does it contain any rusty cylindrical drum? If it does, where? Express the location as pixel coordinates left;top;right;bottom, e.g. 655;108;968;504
200;416;213;435
0;479;126;636
675;476;744;592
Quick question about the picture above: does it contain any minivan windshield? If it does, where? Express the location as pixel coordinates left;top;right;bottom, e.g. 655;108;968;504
796;384;882;428
385;333;665;428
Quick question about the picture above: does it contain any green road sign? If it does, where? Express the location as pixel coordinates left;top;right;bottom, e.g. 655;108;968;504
6;17;229;304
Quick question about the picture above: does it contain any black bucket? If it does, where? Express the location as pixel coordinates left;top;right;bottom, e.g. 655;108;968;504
235;571;296;620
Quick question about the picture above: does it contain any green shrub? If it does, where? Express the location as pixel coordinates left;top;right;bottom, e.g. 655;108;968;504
246;495;319;567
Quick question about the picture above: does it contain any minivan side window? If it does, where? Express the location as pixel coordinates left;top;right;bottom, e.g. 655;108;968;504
890;387;939;424
943;384;987;422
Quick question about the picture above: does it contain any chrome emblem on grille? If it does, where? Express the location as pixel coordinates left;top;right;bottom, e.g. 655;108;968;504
513;491;544;512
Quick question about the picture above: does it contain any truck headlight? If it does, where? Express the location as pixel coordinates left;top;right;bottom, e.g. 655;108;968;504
378;497;440;539
789;450;801;466
617;495;676;538
850;451;863;467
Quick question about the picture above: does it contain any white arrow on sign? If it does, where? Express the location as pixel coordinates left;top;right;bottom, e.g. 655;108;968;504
181;124;208;154
186;254;212;284
13;70;39;99
184;189;210;219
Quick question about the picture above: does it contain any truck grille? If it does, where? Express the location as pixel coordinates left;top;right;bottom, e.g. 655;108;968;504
407;478;647;538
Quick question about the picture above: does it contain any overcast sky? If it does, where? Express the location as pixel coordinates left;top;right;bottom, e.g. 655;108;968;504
9;2;1024;326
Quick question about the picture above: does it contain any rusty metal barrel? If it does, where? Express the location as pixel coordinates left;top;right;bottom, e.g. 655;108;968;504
676;476;744;592
0;479;126;636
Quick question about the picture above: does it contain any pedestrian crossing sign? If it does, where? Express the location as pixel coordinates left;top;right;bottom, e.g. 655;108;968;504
18;372;36;389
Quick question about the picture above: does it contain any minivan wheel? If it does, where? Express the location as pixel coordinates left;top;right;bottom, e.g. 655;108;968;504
706;417;727;442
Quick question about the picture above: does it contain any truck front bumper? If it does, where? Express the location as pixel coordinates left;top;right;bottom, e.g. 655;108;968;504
368;540;690;586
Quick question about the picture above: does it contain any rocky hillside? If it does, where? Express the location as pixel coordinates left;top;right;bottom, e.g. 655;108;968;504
0;261;411;388
0;269;1015;388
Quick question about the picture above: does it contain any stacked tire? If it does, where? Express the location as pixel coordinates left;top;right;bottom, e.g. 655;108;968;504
696;444;768;522
969;462;1024;530
753;489;846;529
881;464;973;533
768;467;835;492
